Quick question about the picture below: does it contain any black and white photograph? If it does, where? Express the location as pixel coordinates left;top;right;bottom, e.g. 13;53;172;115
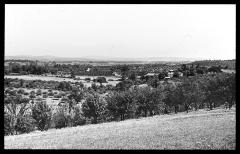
4;4;236;149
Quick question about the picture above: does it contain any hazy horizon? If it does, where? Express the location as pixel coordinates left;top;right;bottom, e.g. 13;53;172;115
5;4;236;60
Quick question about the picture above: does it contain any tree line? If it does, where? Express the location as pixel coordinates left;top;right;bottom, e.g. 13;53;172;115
4;72;235;136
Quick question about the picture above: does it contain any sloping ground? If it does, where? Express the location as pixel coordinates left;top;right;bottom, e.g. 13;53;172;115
4;108;235;149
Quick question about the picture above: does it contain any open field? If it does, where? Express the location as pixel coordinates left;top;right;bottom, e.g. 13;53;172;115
4;75;121;87
4;108;235;149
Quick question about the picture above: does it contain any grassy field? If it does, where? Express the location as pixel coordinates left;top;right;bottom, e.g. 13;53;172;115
4;108;235;149
4;75;121;87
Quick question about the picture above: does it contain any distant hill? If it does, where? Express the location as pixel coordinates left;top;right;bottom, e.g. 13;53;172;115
190;60;235;70
5;55;200;63
5;55;91;62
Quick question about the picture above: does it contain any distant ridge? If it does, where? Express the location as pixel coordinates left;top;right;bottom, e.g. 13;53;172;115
5;55;91;62
5;55;202;62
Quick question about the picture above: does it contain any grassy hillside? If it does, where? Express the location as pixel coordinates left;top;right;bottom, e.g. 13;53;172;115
4;108;235;149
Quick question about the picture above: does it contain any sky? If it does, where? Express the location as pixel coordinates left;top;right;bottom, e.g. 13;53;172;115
5;4;236;60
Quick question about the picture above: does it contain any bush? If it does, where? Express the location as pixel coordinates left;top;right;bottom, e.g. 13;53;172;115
36;89;42;96
17;89;25;94
30;90;35;95
54;94;61;98
29;94;36;99
24;92;29;96
96;77;107;83
48;92;54;96
85;78;91;81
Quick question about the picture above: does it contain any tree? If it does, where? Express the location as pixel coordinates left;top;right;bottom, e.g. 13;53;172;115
36;89;42;96
164;85;183;114
120;65;130;80
67;89;84;113
116;79;133;91
71;71;75;78
91;83;98;91
71;106;86;126
158;71;167;80
96;77;107;83
32;101;52;131
52;105;69;129
173;71;179;78
147;76;159;88
82;93;107;124
180;78;198;113
129;72;137;81
106;90;135;121
201;75;220;110
133;87;163;117
17;88;25;95
4;97;34;135
217;73;235;109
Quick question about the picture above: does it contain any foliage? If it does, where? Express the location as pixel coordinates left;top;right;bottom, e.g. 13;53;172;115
36;89;42;96
71;106;86;126
116;79;134;91
106;90;136;121
82;93;107;124
4;98;34;135
52;106;69;129
96;77;107;83
32;101;52;131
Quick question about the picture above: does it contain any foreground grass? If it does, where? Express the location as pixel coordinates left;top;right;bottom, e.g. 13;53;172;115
4;108;235;149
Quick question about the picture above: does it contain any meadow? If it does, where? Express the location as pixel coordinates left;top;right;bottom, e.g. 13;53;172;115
4;108;235;149
4;75;121;87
